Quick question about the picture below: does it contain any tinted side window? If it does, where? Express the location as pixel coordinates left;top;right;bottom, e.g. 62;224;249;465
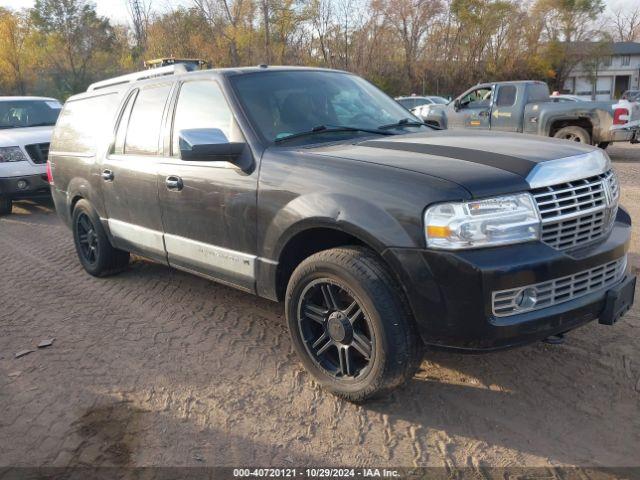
51;93;119;155
527;83;550;103
496;85;517;107
460;87;492;108
172;80;239;155
125;83;172;155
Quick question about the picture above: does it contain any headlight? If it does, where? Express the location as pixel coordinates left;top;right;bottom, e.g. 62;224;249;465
0;146;28;163
425;193;540;249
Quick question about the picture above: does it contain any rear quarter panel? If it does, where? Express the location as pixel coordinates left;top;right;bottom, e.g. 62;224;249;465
49;90;124;227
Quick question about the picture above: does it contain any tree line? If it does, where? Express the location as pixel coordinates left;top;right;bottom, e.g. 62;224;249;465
1;0;639;100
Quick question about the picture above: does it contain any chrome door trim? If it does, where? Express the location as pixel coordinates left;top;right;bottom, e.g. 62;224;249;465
164;233;256;280
107;218;166;256
526;150;611;189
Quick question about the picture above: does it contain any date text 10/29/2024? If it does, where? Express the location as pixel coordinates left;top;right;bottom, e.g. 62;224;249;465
233;468;401;478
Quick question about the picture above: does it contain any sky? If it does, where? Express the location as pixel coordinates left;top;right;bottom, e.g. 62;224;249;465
0;0;635;26
0;0;190;24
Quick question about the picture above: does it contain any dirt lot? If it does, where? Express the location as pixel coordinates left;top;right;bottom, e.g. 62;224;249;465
1;144;640;471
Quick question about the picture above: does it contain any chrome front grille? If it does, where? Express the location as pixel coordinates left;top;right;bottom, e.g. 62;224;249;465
492;256;627;317
531;170;619;250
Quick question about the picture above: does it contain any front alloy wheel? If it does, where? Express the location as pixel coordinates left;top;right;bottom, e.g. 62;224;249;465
286;247;421;402
298;279;374;380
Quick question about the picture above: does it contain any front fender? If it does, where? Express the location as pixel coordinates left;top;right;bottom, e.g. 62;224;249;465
264;193;419;262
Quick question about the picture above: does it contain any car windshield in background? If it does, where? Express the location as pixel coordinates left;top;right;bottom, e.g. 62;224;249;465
429;97;449;104
0;100;61;129
231;70;425;144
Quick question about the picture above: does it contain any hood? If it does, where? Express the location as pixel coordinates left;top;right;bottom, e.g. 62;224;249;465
304;129;601;197
0;126;54;147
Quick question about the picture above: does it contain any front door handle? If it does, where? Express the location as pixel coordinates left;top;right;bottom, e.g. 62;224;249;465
478;110;489;117
165;176;183;191
101;169;114;181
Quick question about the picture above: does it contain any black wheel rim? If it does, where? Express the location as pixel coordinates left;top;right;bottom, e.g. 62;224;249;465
297;279;375;380
76;213;99;264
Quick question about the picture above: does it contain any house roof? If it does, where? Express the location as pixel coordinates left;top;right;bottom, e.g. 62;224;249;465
612;42;640;56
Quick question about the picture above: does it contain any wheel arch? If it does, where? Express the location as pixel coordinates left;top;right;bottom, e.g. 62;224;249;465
266;219;410;303
546;115;595;141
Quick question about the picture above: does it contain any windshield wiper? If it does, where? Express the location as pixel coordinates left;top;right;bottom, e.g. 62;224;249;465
378;118;432;130
25;122;55;127
274;124;394;143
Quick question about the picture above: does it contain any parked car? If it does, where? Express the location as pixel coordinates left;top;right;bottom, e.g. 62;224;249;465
621;90;640;102
395;95;448;111
49;66;635;401
0;96;61;214
550;94;588;102
423;80;639;148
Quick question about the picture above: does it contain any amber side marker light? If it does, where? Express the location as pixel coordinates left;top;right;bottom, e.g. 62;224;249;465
426;225;451;238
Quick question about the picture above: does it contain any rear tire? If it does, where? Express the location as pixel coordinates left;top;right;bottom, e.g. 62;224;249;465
553;126;591;144
0;197;12;215
285;246;421;402
72;199;129;277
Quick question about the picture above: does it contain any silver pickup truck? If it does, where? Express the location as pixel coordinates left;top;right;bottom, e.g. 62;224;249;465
421;80;640;148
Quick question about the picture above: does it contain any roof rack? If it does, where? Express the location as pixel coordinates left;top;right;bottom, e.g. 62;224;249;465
86;64;188;92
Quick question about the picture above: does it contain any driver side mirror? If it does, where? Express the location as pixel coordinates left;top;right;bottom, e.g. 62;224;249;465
179;128;245;163
453;99;461;111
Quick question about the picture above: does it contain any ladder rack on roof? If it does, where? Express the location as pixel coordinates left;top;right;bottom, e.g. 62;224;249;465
86;64;188;92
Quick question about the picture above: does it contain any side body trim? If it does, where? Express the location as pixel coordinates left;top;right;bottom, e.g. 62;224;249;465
107;219;165;255
164;233;256;281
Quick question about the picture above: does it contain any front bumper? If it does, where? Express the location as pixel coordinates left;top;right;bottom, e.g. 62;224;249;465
383;207;634;350
0;173;50;200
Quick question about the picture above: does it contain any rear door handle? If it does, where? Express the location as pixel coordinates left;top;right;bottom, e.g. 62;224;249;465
165;176;183;191
101;169;114;181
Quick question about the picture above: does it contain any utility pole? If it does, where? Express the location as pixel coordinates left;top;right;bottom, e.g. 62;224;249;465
129;0;147;52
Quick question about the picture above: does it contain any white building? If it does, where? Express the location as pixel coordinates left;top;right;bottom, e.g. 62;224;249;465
563;42;640;100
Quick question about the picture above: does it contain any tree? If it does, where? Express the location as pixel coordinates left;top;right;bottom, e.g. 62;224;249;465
30;0;119;97
534;0;605;91
0;8;33;95
609;6;640;42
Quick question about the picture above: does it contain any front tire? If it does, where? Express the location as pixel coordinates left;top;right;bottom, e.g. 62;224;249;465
285;247;421;402
0;197;12;215
72;199;129;277
553;126;591;144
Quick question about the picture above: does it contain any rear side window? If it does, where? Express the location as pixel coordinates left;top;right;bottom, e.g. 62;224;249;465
527;83;550;103
51;93;119;155
495;85;517;107
124;83;172;155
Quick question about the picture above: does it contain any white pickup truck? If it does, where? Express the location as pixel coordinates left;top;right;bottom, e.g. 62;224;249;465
0;96;62;214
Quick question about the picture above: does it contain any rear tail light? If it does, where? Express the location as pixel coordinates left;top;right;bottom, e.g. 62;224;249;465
46;160;54;185
613;107;629;125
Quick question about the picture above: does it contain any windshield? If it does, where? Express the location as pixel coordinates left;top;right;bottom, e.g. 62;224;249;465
0;100;61;129
429;97;448;104
231;71;423;144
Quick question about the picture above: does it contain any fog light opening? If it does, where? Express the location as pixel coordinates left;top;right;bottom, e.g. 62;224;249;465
515;287;538;310
16;179;28;190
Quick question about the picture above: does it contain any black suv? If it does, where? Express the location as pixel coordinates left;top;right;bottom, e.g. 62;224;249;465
49;66;635;401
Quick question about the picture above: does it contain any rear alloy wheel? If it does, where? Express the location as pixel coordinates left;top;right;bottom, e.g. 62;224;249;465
286;247;421;402
72;199;129;277
0;197;12;215
553;126;591;144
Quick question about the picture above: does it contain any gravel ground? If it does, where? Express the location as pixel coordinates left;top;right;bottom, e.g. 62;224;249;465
1;143;639;471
